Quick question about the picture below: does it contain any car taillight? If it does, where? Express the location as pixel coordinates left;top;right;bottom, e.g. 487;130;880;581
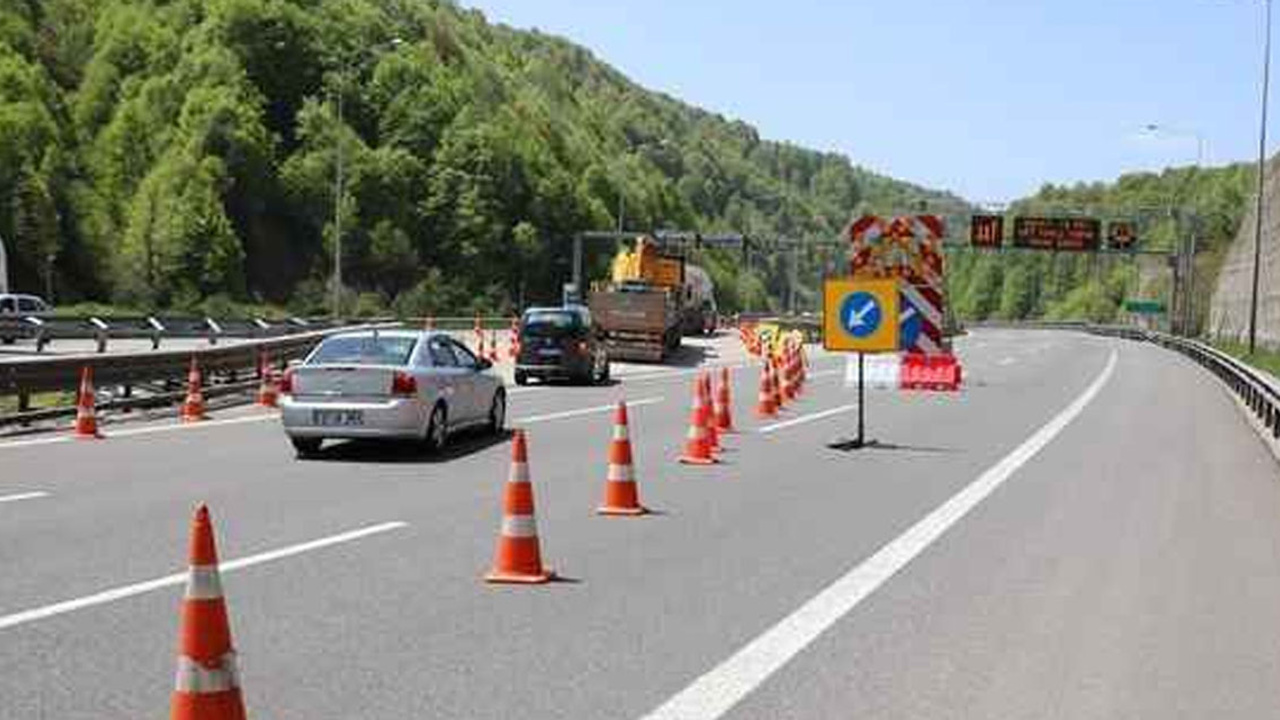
576;341;589;354
279;369;295;394
391;371;417;396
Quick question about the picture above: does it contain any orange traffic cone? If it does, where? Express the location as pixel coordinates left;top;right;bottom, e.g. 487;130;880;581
507;316;520;360
787;346;802;399
255;350;277;409
794;345;806;393
73;365;101;439
486;430;554;584
701;373;722;453
598;402;647;516
714;366;735;433
679;377;718;465
181;357;206;423
770;356;786;411
781;347;793;398
755;363;778;419
170;505;247;720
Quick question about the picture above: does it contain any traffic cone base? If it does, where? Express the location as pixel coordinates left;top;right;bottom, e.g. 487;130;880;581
597;504;647;516
679;454;718;466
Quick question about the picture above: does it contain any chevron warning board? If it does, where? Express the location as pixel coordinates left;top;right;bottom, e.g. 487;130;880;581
848;214;949;355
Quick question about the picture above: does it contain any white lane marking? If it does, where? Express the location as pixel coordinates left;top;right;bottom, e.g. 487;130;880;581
617;355;839;386
0;491;49;504
641;349;1118;720
0;521;407;632
109;414;278;438
0;436;70;450
998;357;1017;367
514;397;663;424
806;369;843;379
0;414;279;451
758;404;859;434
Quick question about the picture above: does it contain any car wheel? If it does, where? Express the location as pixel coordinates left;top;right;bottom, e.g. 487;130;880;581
515;371;528;386
291;437;322;458
488;391;506;435
424;403;448;453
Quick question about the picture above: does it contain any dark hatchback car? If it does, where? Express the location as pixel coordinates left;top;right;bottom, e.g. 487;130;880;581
514;306;610;385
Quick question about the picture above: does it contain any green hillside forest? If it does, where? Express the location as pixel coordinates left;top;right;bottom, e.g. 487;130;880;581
0;0;966;317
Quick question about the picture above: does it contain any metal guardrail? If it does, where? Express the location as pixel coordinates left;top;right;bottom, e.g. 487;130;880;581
0;316;522;426
0;314;341;353
0;322;401;426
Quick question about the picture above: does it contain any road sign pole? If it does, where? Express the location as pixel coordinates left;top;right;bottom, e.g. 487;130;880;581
856;352;866;447
829;352;872;451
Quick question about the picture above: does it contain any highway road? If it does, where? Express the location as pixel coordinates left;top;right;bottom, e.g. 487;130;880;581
1;329;1279;719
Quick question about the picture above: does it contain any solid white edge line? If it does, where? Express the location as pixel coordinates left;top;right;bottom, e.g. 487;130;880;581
0;413;279;451
758;404;860;434
640;349;1118;720
514;396;663;424
109;414;278;438
0;491;49;504
0;520;408;632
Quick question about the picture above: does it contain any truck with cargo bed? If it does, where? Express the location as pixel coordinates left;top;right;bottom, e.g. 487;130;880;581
588;237;686;362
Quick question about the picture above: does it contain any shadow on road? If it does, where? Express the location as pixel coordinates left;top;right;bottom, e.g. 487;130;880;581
826;439;958;455
303;428;512;464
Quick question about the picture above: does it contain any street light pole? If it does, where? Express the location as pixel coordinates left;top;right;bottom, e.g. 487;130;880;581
0;233;8;294
332;77;345;320
330;38;401;321
1250;0;1273;353
1142;123;1207;335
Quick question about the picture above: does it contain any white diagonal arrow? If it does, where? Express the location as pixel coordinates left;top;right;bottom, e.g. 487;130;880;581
846;299;876;329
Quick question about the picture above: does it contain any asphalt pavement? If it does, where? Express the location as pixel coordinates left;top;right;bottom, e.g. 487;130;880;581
1;329;1278;719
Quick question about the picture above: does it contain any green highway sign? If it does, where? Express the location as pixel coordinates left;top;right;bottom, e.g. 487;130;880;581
1123;299;1166;315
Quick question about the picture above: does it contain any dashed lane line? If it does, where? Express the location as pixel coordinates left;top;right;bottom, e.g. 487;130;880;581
514;396;664;424
0;491;49;505
0;521;408;632
638;350;1118;720
757;404;860;434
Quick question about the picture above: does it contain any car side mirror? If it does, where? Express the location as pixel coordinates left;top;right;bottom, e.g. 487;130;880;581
477;358;493;371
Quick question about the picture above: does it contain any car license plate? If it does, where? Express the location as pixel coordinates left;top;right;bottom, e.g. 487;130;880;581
313;409;364;427
538;348;562;357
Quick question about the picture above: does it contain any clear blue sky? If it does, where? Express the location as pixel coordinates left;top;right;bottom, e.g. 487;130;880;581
462;0;1272;203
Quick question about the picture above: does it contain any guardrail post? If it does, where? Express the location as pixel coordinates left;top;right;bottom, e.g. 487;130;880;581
205;317;222;346
89;316;110;353
17;390;29;413
147;316;165;350
25;316;48;352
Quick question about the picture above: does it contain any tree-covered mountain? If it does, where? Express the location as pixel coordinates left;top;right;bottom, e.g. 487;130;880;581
948;164;1255;325
0;0;965;316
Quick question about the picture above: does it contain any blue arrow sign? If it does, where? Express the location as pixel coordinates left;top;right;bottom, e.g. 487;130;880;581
899;294;922;349
839;291;882;339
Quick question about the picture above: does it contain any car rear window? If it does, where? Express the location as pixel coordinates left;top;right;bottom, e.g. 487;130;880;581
523;311;583;337
309;336;417;366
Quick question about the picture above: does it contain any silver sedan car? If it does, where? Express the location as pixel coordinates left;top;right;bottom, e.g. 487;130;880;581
280;330;506;457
